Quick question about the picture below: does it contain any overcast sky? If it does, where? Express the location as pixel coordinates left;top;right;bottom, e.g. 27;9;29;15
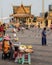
0;0;52;22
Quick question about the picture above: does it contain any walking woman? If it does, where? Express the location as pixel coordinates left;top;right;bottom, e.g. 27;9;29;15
42;27;47;46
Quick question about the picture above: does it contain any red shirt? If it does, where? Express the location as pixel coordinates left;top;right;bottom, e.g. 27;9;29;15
0;26;4;32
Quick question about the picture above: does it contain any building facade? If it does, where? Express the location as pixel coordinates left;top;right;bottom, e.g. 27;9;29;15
10;4;34;27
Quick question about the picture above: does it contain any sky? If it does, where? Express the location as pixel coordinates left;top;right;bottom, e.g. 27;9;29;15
0;0;52;22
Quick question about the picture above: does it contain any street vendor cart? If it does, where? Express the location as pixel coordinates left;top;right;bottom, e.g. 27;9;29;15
14;44;33;64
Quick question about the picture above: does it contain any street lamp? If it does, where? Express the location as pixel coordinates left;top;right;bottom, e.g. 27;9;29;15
42;0;44;17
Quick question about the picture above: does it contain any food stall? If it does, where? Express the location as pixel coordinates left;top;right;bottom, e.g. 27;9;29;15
13;44;33;64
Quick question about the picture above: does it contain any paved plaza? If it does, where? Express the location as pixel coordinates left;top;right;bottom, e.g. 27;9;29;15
0;28;52;65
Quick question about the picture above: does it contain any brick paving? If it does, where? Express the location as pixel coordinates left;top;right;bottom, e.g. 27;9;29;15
0;28;52;65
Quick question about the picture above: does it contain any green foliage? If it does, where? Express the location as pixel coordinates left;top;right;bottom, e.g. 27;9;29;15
33;17;37;22
44;12;48;19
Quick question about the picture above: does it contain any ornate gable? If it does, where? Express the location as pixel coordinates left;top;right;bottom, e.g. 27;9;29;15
13;5;31;14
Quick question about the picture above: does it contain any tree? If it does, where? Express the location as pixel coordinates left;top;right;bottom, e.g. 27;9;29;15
44;12;48;19
33;17;37;22
45;19;48;27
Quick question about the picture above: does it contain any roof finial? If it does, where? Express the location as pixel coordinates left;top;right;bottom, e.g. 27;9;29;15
21;1;23;6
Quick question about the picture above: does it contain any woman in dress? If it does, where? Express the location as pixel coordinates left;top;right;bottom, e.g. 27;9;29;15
42;27;47;46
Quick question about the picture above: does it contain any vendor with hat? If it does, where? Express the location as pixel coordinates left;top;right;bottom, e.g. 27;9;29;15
2;35;13;59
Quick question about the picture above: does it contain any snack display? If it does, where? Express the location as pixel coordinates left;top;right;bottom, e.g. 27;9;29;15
14;37;18;41
19;45;33;53
19;45;27;52
25;49;33;53
27;45;33;49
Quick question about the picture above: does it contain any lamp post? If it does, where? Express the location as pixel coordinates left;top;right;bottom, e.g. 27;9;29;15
42;0;44;17
1;8;3;22
0;0;3;22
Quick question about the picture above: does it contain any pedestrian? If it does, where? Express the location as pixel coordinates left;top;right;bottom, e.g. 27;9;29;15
18;27;20;32
9;42;15;60
2;35;11;59
42;27;47;46
21;27;25;33
2;23;6;35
